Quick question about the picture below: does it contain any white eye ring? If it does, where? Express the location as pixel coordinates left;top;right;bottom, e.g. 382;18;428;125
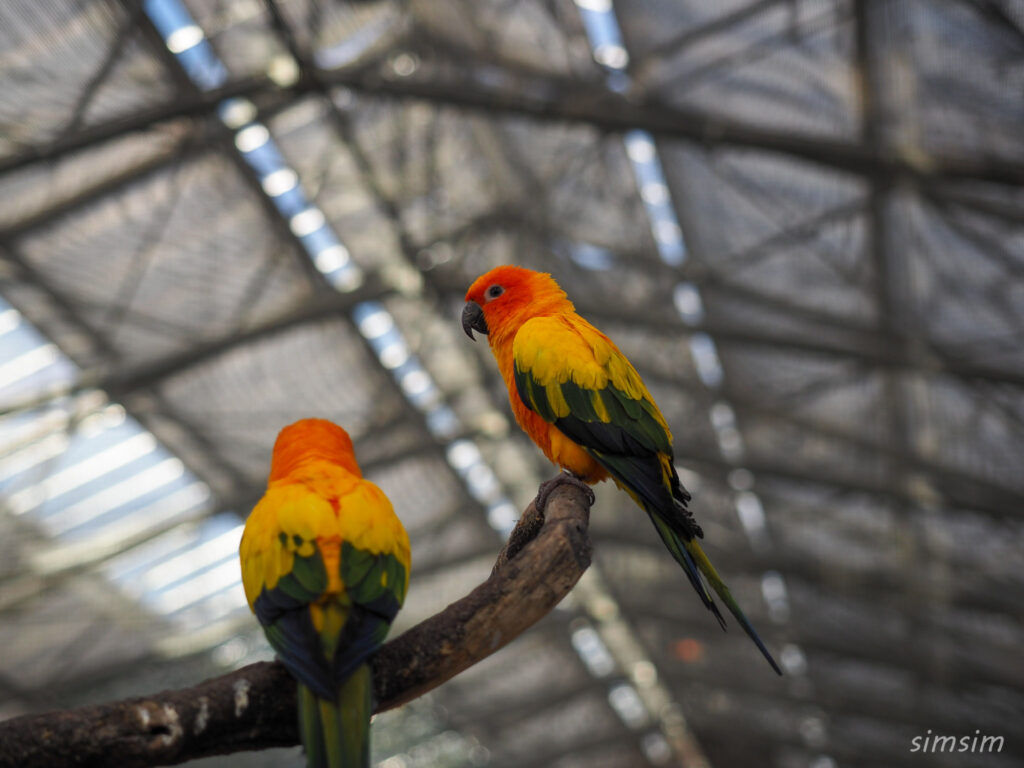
486;284;504;300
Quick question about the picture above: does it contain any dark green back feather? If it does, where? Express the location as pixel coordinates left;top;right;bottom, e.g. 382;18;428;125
254;539;407;701
514;363;698;536
514;349;781;675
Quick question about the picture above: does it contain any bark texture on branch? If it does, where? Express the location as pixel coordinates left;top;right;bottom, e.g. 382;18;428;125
0;483;592;768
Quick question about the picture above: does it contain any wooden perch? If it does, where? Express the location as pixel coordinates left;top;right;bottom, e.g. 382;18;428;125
0;483;592;768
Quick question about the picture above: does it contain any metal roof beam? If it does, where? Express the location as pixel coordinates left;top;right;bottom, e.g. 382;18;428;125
630;0;785;73
0;135;202;243
0;76;268;178
670;443;1023;521
311;66;1024;186
5;61;1024;190
129;0;490;514
624;590;1024;693
0;287;388;420
1;247;263;502
623;365;1024;524
577;301;1024;389
593;527;1023;617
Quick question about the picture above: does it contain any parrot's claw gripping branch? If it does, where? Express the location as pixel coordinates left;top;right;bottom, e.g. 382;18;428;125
0;483;594;768
535;471;596;513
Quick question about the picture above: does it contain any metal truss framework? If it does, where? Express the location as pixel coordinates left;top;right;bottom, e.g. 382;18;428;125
0;1;1022;768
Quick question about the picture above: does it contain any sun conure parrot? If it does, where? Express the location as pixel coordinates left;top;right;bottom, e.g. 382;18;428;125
462;265;780;675
239;418;411;767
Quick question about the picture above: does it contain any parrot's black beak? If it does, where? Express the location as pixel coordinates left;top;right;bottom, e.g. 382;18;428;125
462;301;488;340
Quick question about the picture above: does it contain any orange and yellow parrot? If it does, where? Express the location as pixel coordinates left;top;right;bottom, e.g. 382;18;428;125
240;419;411;767
462;265;780;675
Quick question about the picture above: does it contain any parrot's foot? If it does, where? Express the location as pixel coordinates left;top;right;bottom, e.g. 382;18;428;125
535;471;596;512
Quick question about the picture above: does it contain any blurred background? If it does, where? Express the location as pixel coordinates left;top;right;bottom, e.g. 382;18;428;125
1;1;1023;767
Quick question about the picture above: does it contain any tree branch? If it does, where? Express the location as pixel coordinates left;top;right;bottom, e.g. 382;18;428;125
0;484;592;768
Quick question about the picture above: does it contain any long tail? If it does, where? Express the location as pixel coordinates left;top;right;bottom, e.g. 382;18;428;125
650;505;782;676
298;663;373;768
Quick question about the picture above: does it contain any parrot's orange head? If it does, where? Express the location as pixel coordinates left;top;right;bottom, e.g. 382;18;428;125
269;418;360;481
462;265;571;343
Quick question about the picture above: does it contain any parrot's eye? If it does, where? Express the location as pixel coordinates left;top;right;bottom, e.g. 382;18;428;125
486;284;504;300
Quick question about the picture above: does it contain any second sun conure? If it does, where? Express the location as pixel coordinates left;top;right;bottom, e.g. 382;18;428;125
240;418;411;767
463;265;780;675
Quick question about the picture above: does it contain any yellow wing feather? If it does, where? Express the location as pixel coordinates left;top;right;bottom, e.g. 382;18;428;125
514;313;671;435
239;466;411;611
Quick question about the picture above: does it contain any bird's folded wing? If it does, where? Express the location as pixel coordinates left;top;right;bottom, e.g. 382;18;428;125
239;482;409;699
512;314;686;516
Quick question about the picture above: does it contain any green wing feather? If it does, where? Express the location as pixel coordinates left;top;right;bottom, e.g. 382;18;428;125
513;315;781;675
512;319;687;528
